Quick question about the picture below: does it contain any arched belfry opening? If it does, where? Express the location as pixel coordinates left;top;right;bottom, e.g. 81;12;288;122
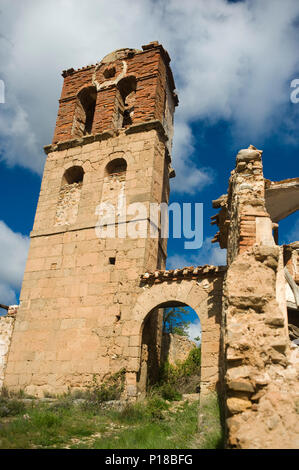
99;157;128;227
62;166;84;185
137;301;201;398
105;158;127;179
116;76;137;128
55;166;84;226
72;86;97;137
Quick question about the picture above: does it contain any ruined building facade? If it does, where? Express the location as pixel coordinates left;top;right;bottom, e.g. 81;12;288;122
0;43;298;448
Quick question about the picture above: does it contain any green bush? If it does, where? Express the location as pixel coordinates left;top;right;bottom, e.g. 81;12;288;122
158;346;201;393
82;369;126;411
31;410;63;428
49;396;74;413
146;396;169;421
157;383;182;401
0;397;26;417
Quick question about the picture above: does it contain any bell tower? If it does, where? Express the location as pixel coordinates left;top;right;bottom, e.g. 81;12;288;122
4;42;178;396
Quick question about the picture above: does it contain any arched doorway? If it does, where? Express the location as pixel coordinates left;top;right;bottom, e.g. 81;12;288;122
137;301;202;398
130;271;224;400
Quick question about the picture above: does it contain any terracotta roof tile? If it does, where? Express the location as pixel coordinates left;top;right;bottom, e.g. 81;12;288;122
140;265;226;283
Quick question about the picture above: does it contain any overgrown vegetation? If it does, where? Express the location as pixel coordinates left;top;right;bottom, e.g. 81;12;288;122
0;396;25;418
0;363;223;449
79;368;126;410
156;346;201;395
0;390;223;449
196;393;224;449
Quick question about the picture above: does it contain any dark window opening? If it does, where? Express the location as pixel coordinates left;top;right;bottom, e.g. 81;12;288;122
288;307;299;344
109;257;116;265
123;108;132;126
73;86;97;137
62;166;84;185
116;76;136;128
105;158;127;178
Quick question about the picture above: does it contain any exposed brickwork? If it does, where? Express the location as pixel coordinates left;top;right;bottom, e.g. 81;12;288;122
53;43;177;144
212;145;272;263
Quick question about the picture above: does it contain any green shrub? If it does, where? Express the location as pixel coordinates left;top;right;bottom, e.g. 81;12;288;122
117;403;146;424
49;396;74;413
157;346;201;394
82;369;126;411
146;396;169;421
157;383;182;401
31;410;62;428
0;397;26;417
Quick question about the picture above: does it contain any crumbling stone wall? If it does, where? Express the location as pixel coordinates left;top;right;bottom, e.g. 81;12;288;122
212;145;272;263
161;333;197;366
216;146;299;448
0;307;17;390
224;246;299;448
55;182;82;226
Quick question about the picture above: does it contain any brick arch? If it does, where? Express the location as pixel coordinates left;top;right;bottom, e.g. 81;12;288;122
129;276;224;395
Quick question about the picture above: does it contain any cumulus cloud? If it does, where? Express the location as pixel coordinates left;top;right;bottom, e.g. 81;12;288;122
0;0;298;193
166;236;226;269
187;319;202;346
0;283;17;308
0;221;30;309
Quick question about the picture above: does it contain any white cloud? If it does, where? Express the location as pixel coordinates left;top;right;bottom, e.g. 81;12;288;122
0;282;17;308
0;0;298;193
187;319;201;346
166;236;226;269
0;221;30;308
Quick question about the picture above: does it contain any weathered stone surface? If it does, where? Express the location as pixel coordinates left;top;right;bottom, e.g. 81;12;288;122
227;397;252;414
0;314;16;389
227;379;255;393
161;333;196;365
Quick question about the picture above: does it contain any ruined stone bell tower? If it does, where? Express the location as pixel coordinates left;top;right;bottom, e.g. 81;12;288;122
4;42;178;396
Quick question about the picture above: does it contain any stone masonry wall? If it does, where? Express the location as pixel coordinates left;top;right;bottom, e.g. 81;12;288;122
161;333;197;366
222;147;299;448
0;308;17;390
225;246;299;448
55;182;82;226
4;127;170;397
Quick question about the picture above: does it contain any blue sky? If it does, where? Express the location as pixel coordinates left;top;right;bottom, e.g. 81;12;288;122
0;0;298;321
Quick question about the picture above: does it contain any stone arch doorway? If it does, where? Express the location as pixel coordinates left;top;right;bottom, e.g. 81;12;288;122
128;270;225;399
137;300;201;397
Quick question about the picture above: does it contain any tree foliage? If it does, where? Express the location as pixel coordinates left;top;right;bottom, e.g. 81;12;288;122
163;306;191;336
